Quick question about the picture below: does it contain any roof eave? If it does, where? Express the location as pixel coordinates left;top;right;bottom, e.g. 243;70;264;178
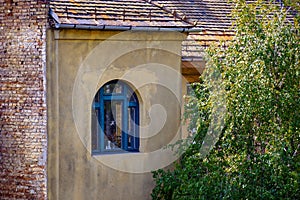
49;8;201;33
52;22;202;32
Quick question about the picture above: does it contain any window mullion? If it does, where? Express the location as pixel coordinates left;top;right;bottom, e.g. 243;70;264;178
99;88;105;152
134;104;139;151
123;86;128;151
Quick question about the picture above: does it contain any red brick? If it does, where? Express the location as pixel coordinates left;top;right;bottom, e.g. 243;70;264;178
0;1;48;199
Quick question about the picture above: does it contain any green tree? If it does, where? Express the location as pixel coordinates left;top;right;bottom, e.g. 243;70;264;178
152;1;300;199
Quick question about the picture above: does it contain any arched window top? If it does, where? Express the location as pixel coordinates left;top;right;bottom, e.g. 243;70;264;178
102;80;124;95
92;80;139;154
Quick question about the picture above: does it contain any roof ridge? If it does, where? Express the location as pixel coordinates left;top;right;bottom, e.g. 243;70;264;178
144;0;198;26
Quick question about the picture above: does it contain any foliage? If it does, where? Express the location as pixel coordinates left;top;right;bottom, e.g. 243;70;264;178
152;1;300;199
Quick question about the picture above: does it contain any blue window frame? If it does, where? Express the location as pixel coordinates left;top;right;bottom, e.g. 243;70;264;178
92;80;139;154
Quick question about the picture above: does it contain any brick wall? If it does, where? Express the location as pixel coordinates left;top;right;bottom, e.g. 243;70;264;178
0;0;48;199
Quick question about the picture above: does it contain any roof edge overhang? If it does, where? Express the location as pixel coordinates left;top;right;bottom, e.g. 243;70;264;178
49;8;201;33
53;23;202;32
182;57;205;62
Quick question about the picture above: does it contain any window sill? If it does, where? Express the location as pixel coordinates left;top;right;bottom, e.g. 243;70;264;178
92;150;139;156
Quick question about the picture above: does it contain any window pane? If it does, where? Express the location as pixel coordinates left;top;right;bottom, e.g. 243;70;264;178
115;101;122;148
128;107;136;148
104;101;122;150
103;82;122;94
127;90;137;103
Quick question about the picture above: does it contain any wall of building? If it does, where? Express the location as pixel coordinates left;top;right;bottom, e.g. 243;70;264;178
47;29;186;200
0;0;48;199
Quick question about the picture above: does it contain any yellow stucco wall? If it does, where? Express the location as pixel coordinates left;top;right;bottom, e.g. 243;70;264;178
47;29;186;200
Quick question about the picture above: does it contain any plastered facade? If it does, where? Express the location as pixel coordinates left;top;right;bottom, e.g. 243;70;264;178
47;29;186;199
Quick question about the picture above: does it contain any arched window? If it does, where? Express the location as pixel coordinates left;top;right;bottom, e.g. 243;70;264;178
92;80;139;154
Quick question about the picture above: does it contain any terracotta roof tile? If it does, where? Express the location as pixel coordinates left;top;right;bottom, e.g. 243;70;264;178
49;0;193;28
49;0;297;61
150;0;235;31
166;0;295;61
150;0;295;31
148;1;295;35
182;30;234;60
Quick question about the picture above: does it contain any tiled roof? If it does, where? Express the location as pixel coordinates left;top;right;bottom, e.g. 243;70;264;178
152;0;296;31
182;30;234;61
140;0;236;60
49;0;194;29
48;0;236;61
170;0;295;61
49;0;244;31
49;0;297;62
150;0;235;31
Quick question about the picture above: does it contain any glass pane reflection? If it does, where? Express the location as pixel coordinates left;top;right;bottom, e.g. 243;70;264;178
104;101;122;150
103;83;122;94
